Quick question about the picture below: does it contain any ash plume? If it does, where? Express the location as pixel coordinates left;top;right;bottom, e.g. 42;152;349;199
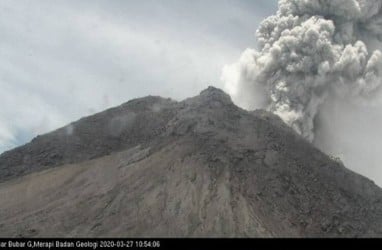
222;0;382;141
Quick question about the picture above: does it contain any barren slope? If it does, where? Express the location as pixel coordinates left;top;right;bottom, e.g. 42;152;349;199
0;87;382;237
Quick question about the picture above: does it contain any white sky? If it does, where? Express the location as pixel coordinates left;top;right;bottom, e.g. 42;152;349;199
0;0;277;153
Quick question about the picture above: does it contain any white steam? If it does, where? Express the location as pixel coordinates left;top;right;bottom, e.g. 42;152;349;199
222;0;382;142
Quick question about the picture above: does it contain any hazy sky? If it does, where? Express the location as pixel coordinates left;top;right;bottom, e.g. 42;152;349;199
0;0;277;153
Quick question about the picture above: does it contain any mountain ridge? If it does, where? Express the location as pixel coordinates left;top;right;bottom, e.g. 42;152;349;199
0;86;381;237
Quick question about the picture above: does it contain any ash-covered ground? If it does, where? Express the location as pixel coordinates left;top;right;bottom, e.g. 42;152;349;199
0;87;381;237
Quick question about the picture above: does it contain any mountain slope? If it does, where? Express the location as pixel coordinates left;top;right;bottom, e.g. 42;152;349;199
0;87;381;237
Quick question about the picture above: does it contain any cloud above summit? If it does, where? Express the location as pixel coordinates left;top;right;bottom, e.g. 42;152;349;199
223;0;382;186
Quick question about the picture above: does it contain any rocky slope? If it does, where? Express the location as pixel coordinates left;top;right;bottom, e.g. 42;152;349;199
0;87;381;237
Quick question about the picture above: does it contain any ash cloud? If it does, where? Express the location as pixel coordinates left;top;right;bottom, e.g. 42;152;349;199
223;0;382;142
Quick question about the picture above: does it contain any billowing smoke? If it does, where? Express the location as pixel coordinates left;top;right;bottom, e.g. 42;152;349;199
222;0;382;142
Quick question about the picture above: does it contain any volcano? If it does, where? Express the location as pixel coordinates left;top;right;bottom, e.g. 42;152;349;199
0;87;381;237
